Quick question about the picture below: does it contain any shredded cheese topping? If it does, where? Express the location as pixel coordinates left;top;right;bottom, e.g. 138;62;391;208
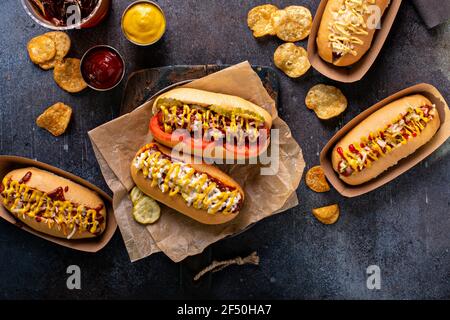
337;105;436;175
134;146;242;215
328;0;377;57
157;99;264;145
1;179;103;236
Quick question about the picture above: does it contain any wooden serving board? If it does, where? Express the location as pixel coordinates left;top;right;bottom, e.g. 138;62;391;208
121;64;279;296
121;65;279;115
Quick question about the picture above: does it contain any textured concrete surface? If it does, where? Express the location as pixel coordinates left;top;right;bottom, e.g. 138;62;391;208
0;0;449;299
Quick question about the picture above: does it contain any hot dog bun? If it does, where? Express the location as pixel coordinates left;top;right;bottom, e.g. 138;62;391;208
131;143;244;225
332;95;440;185
153;88;273;129
317;0;390;67
1;167;107;239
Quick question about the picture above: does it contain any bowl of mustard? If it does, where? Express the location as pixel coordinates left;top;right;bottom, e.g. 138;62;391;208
121;0;166;46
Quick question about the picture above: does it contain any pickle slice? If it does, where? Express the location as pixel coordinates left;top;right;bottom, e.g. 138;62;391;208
209;105;265;123
130;185;144;203
130;186;161;225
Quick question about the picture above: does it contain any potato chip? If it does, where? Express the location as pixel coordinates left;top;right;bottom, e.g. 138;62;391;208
53;58;87;93
306;166;330;193
27;35;56;64
130;186;144;203
274;43;311;78
272;6;312;42
39;63;54;71
305;84;348;119
247;4;279;37
39;32;71;70
312;204;340;225
36;102;72;136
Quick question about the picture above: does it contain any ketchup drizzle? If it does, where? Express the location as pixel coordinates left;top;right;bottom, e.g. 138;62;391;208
19;171;32;184
47;187;65;201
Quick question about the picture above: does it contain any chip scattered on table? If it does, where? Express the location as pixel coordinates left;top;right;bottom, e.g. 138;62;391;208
272;6;312;42
247;4;279;37
305;84;348;120
36;102;72;137
306;166;330;193
312;204;340;225
274;43;311;78
39;32;71;70
54;58;87;93
27;35;56;64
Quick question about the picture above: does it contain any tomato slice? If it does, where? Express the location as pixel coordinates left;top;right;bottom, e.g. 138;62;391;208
225;128;269;158
149;113;213;150
149;112;269;158
225;143;263;158
149;113;173;142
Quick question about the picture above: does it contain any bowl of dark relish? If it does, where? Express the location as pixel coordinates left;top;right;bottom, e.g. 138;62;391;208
22;0;111;30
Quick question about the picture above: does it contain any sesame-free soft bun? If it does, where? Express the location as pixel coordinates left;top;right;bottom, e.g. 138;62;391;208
1;167;106;239
332;95;440;185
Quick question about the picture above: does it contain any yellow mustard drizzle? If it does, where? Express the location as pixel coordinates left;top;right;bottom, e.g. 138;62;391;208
134;148;241;214
338;105;435;174
1;179;101;235
158;103;261;144
328;0;377;57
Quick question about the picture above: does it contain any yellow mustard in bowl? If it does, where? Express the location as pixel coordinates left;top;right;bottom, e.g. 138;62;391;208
122;1;166;45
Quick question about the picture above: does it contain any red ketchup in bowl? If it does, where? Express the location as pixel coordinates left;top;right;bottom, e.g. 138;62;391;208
81;46;125;91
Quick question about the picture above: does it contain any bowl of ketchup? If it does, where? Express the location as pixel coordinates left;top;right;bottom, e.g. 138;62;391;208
80;45;125;91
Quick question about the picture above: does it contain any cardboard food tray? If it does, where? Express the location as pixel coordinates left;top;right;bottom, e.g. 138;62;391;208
0;156;117;252
307;0;403;83
320;83;450;197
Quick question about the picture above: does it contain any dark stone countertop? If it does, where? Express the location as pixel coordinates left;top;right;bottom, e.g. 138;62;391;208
0;0;448;299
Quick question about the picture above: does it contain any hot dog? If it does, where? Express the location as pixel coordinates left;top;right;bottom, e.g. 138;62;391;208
332;95;440;185
0;167;107;239
149;88;272;160
316;0;390;66
130;142;244;225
